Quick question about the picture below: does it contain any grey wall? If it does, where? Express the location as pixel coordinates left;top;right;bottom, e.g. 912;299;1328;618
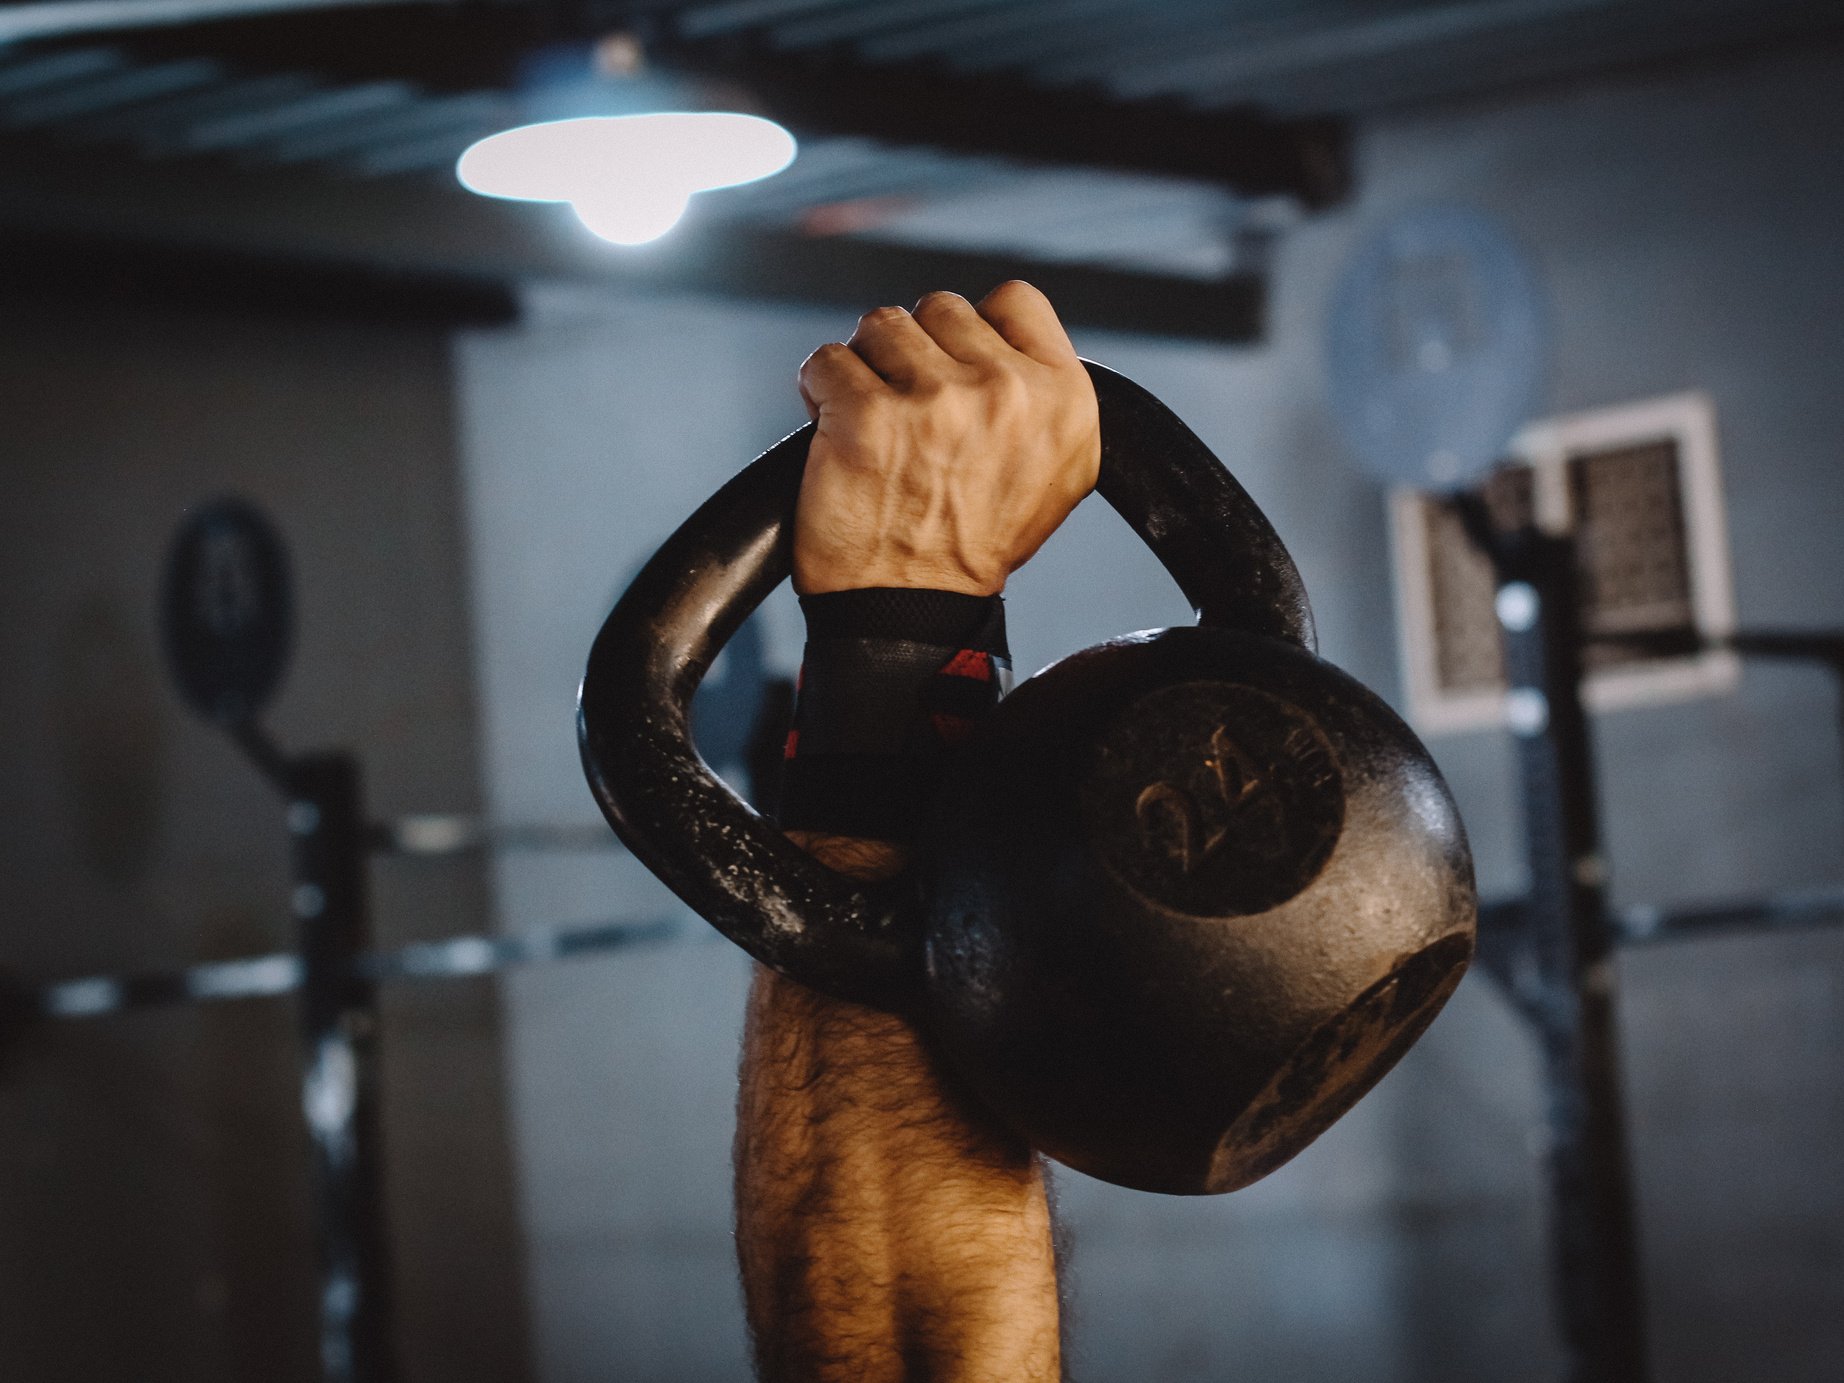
454;37;1844;1383
0;294;532;1383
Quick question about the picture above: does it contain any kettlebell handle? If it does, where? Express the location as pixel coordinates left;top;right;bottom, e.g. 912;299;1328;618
578;361;1315;1010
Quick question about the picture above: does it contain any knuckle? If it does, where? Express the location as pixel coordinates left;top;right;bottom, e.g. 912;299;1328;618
904;373;948;403
984;278;1044;308
980;360;1031;400
798;342;850;381
913;290;968;316
858;304;908;329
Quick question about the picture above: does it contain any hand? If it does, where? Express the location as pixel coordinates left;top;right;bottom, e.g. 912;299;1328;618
793;281;1100;596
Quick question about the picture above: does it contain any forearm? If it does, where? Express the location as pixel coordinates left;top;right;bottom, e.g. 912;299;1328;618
733;282;1091;1381
734;833;1061;1383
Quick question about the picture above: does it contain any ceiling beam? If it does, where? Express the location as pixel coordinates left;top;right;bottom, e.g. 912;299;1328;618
0;133;1264;341
110;4;1348;205
0;226;521;325
0;0;445;45
119;3;548;91
637;20;1351;208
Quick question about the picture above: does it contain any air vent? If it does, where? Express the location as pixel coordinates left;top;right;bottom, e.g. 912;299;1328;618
1390;393;1737;735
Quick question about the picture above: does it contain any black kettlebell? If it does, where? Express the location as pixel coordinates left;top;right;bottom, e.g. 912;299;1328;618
579;362;1476;1195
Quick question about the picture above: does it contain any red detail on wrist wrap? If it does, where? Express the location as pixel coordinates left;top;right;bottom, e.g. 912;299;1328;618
939;648;993;681
778;589;1009;837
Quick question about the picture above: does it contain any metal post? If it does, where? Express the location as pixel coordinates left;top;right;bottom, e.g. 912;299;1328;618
286;752;397;1383
1494;533;1648;1383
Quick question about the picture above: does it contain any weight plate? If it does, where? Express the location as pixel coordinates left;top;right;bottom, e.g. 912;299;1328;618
159;497;293;726
1326;205;1547;491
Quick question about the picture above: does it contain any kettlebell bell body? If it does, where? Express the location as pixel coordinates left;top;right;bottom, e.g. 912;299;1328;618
921;626;1474;1193
579;361;1476;1195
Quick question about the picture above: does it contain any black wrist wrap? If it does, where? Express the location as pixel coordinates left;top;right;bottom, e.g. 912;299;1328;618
777;588;1011;841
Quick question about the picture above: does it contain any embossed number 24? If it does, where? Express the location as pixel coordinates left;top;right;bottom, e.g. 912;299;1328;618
1133;726;1266;874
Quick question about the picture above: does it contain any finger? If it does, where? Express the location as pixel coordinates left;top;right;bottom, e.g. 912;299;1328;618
798;341;884;421
911;290;1007;364
846;304;952;385
975;280;1080;366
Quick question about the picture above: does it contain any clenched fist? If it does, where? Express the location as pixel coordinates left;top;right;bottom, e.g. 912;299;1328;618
793;281;1101;596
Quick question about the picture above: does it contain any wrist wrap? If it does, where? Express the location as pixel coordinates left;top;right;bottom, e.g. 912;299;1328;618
777;587;1011;841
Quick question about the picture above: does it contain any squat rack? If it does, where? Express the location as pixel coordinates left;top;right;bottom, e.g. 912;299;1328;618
1461;496;1844;1383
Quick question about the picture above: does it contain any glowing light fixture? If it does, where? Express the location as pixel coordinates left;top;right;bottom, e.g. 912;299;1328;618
456;112;796;246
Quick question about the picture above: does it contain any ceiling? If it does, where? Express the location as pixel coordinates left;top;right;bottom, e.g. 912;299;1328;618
0;0;1837;338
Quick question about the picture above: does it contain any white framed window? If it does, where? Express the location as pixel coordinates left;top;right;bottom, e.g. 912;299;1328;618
1390;392;1738;736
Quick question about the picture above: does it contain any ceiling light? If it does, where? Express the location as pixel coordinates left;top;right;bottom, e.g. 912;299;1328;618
456;112;796;246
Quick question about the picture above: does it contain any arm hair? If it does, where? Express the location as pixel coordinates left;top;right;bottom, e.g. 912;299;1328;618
733;831;1063;1383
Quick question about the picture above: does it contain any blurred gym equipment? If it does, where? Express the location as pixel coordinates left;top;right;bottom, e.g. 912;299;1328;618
1;497;790;1383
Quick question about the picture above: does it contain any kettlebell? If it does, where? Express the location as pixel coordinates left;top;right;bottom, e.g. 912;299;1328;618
579;361;1476;1195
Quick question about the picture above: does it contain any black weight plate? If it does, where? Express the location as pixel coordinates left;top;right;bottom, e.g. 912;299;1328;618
159;497;293;726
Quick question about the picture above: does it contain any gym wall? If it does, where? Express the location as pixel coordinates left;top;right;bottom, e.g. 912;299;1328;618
0;296;532;1383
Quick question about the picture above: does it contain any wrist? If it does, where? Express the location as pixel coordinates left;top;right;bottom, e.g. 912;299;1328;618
793;555;1004;598
778;588;1010;841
